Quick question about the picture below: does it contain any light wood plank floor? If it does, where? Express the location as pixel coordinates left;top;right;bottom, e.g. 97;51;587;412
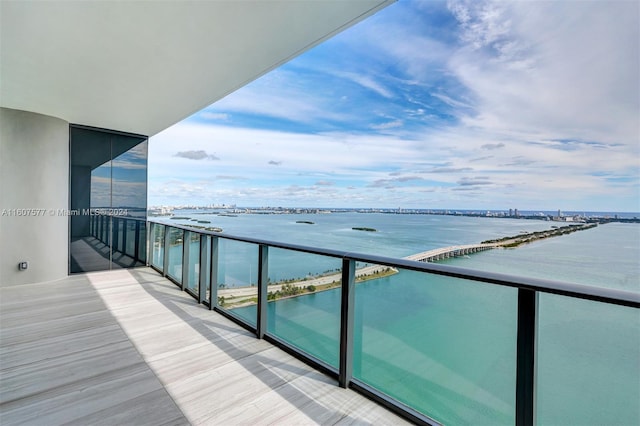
1;268;409;425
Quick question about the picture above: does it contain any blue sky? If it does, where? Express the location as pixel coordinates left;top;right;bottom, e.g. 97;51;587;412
149;0;639;212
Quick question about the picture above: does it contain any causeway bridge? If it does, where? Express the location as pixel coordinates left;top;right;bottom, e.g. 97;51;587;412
404;243;499;263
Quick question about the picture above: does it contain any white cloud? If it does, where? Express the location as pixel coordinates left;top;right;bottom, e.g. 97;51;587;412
200;112;230;121
370;119;404;130
201;68;352;125
174;150;219;160
447;0;639;147
149;113;639;209
152;123;422;177
481;142;504;150
334;71;395;98
431;93;473;109
147;1;639;211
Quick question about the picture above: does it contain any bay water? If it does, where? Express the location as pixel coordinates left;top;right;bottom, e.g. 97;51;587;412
160;212;639;425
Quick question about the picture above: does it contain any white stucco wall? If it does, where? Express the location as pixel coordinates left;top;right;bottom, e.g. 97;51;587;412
0;107;69;286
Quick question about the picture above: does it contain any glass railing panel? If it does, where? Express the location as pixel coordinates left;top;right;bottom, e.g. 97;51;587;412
266;248;342;368
108;217;117;249
110;218;120;255
102;215;109;244
186;231;200;295
202;235;211;302
116;218;125;252
101;216;109;246
97;215;103;242
125;219;136;257
353;267;517;425
167;227;184;283
150;223;165;269
117;218;125;255
216;239;258;326
536;294;640;425
111;218;120;253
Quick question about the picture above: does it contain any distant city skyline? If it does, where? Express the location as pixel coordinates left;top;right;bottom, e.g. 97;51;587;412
148;204;638;218
149;0;639;212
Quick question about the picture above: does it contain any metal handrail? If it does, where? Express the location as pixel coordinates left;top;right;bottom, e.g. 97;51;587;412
147;219;639;426
150;220;639;308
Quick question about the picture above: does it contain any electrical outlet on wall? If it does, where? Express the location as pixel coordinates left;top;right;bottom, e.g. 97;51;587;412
18;261;28;271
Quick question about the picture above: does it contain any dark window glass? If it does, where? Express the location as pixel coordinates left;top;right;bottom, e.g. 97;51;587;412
69;126;147;273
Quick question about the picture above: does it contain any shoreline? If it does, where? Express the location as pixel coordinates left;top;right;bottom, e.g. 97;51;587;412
218;224;598;308
219;266;398;308
485;223;597;248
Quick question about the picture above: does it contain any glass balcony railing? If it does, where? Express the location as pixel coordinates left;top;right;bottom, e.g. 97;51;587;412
265;247;342;369
166;227;184;282
536;295;639;425
147;220;640;426
217;239;259;326
87;213;147;269
353;268;517;424
150;222;165;270
185;230;200;296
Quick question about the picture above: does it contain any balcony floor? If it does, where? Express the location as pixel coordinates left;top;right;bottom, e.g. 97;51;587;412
0;268;408;425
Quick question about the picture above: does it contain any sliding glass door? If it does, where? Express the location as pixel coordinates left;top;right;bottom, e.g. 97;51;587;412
69;125;148;273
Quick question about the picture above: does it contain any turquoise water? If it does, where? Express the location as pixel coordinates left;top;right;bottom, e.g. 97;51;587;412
160;213;639;425
437;222;639;292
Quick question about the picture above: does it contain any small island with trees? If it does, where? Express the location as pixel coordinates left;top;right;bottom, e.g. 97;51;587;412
482;223;597;248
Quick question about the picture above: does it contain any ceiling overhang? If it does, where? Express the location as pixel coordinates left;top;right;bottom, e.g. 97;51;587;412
1;0;394;136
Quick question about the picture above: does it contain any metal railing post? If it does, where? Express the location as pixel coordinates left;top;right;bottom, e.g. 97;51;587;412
163;225;170;277
108;216;113;265
145;221;150;265
105;215;110;245
134;219;141;261
209;236;219;310
516;288;537;426
199;235;208;304
144;219;639;426
112;217;119;251
143;221;148;264
339;258;356;388
182;230;190;291
257;245;269;339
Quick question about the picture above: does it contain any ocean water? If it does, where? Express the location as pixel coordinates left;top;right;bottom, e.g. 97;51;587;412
163;211;570;255
159;212;639;425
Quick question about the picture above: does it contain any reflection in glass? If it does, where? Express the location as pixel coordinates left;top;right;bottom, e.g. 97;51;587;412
267;248;342;368
69;126;147;273
167;227;184;282
125;219;136;257
150;223;165;270
186;231;200;295
111;138;147;219
353;269;517;425
217;239;258;326
537;295;640;425
201;235;211;302
70;128;111;273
